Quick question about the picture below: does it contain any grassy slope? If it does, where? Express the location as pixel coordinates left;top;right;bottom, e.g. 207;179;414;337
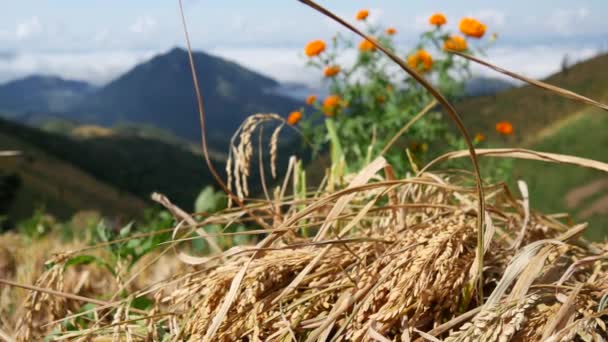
0;130;147;222
0;117;227;223
510;108;608;240
456;53;608;239
457;53;608;144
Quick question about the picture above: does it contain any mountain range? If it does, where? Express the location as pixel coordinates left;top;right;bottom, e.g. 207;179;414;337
0;48;303;145
0;47;312;224
0;75;95;115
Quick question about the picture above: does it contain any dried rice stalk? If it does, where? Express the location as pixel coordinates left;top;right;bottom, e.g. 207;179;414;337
10;162;608;341
444;295;539;342
424;148;608;174
226;113;284;204
448;50;608;112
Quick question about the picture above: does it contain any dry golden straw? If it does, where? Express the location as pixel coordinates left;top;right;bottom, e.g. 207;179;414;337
2;1;608;341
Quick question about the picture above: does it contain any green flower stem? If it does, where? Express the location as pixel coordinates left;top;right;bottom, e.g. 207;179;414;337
325;118;342;164
294;160;309;237
325;118;347;187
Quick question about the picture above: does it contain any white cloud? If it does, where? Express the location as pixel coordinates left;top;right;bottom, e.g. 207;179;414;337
211;43;601;87
0;29;10;40
470;9;506;28
472;44;599;82
230;14;246;31
367;8;384;26
547;8;589;35
412;10;505;33
0;50;159;85
94;28;110;44
16;16;43;40
413;14;430;32
0;43;601;89
129;16;157;34
209;47;313;84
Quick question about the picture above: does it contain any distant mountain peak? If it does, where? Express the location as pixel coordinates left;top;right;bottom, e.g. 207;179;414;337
1;74;94;90
67;47;302;141
156;47;217;64
0;75;96;114
0;47;304;145
166;46;188;56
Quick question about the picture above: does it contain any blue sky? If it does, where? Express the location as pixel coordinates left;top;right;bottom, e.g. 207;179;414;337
1;1;607;85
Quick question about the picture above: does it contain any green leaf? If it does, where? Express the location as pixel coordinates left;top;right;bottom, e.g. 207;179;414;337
96;221;109;243
194;186;226;214
126;238;142;250
325;118;343;167
65;255;99;267
119;222;134;238
131;296;154;310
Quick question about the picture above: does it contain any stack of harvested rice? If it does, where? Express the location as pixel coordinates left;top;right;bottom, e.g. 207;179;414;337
12;155;606;341
6;0;608;338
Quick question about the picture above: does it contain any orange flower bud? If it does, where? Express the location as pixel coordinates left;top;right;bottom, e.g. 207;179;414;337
324;65;341;77
386;27;397;35
356;9;369;21
407;49;433;71
495;121;514;135
287;111;302;125
444;35;468;52
359;39;376;52
459;18;486;38
322;95;341;116
305;95;317;105
304;40;326;57
429;13;447;26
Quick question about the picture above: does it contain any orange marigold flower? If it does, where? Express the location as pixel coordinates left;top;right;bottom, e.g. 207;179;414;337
287;111;302;125
407;49;433;71
496;121;514;135
323;95;341;116
429;13;447;26
306;95;317;105
324;65;341;77
323;95;340;108
356;9;369;21
376;95;386;103
386;27;397;35
444;35;468;52
459;18;486;38
359;38;376;52
407;55;417;69
305;40;326;57
474;133;486;143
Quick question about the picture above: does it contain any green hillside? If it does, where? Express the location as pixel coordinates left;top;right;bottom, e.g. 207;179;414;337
510;108;608;240
0;127;147;224
0;117;221;223
457;53;608;144
455;53;608;239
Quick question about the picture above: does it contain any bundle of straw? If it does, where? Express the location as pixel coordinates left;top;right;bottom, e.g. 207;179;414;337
2;0;608;340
